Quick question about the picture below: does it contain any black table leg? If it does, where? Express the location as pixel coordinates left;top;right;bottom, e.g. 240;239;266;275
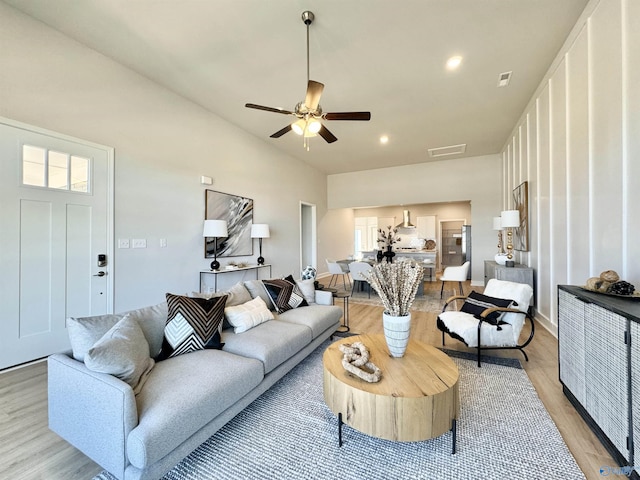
338;412;343;447
451;419;457;454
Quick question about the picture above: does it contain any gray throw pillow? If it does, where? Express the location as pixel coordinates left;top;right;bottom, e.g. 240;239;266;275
67;313;124;361
124;302;168;358
84;314;155;394
243;280;275;310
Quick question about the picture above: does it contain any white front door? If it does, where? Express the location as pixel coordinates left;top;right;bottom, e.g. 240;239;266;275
0;119;113;369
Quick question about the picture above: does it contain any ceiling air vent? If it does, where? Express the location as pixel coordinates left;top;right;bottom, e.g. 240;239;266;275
428;143;467;158
497;71;512;87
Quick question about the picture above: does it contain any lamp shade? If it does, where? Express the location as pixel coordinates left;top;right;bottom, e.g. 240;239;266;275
203;219;228;238
251;224;270;238
501;210;520;228
492;217;503;230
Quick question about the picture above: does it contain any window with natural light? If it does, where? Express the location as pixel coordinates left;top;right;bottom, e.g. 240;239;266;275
22;145;90;193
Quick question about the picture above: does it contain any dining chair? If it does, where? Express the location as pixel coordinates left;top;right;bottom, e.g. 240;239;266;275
326;259;351;291
439;261;470;298
348;261;373;298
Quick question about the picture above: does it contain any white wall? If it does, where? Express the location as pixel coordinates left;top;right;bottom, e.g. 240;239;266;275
500;0;640;335
0;3;338;311
328;155;502;285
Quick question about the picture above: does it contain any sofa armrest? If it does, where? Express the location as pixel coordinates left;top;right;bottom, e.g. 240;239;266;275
314;289;333;306
48;353;138;479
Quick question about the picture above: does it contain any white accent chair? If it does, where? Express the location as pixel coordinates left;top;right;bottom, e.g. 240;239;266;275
437;279;535;367
439;261;470;298
348;261;373;298
326;259;351;290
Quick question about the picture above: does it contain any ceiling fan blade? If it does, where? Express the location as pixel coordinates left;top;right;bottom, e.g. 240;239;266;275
270;124;292;138
317;124;337;143
304;80;324;110
323;112;371;121
246;103;295;115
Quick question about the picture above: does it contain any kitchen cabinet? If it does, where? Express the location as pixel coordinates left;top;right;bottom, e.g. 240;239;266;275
484;260;535;307
558;285;639;478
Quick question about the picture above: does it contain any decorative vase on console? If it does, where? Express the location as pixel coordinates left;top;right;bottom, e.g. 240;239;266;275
377;250;384;263
363;262;424;358
384;245;396;263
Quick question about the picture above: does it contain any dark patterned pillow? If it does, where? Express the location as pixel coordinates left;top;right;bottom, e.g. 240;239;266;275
262;275;309;313
460;291;514;326
158;293;227;360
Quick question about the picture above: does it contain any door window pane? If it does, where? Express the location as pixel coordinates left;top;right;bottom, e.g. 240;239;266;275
22;145;46;187
48;151;69;190
70;156;89;192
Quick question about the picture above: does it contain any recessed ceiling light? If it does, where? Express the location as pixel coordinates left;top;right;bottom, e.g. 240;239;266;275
446;56;463;70
380;135;389;144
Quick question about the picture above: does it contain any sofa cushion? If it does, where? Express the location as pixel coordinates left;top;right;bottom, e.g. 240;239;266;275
158;294;227;360
127;349;263;468
84;314;155;394
277;304;342;339
67;313;124;362
295;278;316;304
124;302;168;358
243;279;275;310
221;320;312;374
262;276;308;313
224;296;274;334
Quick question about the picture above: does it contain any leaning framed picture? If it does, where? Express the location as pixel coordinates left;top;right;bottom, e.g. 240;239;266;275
205;190;254;258
512;181;529;252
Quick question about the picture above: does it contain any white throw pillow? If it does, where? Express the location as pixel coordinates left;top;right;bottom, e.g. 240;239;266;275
295;278;316;304
84;314;155;394
224;296;274;334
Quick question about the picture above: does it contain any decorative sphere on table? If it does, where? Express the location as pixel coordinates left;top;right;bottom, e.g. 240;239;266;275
301;265;317;280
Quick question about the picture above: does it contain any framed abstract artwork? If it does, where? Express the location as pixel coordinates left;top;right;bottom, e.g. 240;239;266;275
512;181;529;252
205;190;253;258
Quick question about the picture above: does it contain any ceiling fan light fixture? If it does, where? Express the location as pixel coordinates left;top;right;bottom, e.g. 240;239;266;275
307;118;322;134
292;119;306;135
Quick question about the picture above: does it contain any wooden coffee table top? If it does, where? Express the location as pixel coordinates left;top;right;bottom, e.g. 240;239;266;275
322;333;459;442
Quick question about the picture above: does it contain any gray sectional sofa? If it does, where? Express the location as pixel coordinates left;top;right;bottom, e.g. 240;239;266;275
48;281;342;480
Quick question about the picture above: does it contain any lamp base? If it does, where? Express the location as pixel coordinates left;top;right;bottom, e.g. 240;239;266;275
257;256;265;265
210;260;220;271
505;260;515;268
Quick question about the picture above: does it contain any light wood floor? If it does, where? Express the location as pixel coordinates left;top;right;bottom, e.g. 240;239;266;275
0;281;623;480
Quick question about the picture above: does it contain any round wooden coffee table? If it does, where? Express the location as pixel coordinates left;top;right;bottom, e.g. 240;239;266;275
323;334;459;451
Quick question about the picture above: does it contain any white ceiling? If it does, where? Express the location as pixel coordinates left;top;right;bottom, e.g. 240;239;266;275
4;0;589;175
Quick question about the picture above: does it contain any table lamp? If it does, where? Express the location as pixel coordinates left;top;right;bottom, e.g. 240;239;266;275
500;210;520;267
203;219;228;271
251;224;270;265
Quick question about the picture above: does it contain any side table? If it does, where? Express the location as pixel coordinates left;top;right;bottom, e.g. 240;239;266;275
332;291;350;333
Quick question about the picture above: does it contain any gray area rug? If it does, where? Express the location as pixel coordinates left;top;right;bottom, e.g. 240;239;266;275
95;341;584;480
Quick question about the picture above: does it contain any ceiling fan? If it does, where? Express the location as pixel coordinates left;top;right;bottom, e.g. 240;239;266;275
245;11;371;148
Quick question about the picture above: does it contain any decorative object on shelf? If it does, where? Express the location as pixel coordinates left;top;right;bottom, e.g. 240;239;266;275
494;253;508;265
376;250;384;262
301;265;317;280
500;210;520;267
203;219;228;271
250;224;270;265
425;239;436;250
363;262;424;357
493;216;504;254
513;181;529;251
339;342;381;383
205;190;253;259
583;270;638;298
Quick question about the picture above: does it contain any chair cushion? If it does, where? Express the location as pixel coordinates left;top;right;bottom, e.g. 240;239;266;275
460;291;513;325
277;304;342;339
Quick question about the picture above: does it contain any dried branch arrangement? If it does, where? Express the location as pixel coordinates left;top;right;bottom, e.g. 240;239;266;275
363;261;424;317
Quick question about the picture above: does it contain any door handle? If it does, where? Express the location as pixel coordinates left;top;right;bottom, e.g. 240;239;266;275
93;271;107;277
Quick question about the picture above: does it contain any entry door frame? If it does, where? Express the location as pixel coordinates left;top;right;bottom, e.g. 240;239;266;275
1;116;116;314
299;201;317;274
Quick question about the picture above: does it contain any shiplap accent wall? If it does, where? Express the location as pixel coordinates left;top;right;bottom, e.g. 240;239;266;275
501;0;640;335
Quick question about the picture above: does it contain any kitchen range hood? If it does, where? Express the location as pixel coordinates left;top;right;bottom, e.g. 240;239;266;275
396;210;415;228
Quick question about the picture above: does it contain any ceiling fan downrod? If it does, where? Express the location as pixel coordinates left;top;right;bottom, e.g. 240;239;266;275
302;11;314;86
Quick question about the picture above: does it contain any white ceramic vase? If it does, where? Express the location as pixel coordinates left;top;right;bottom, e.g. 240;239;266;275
382;312;412;358
494;253;508;265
